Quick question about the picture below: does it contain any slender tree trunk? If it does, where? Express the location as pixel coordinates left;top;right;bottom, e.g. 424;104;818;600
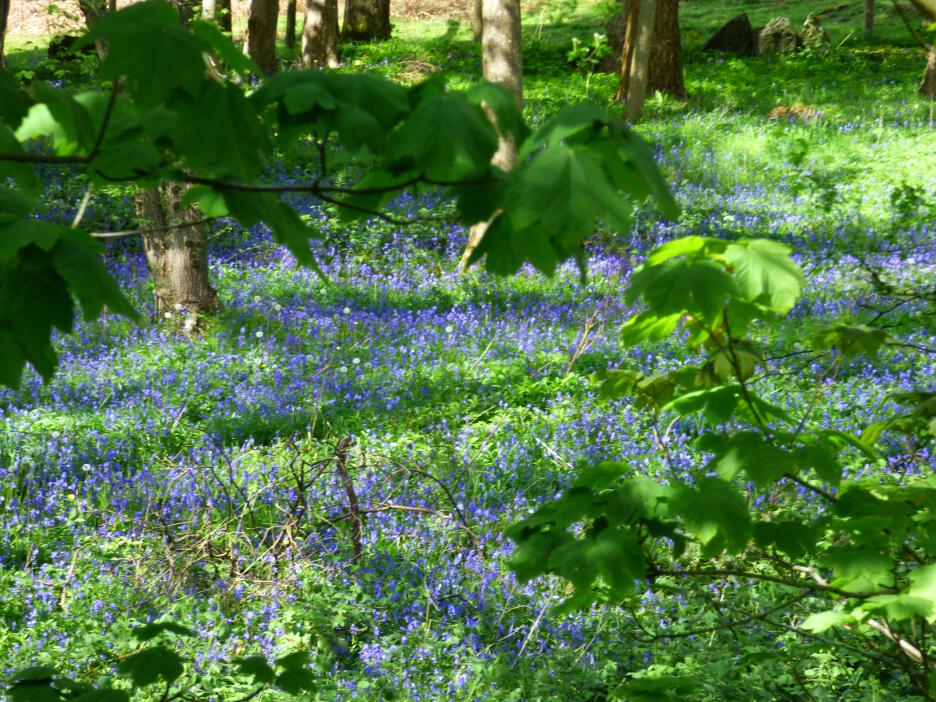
136;183;218;325
76;0;109;59
217;0;232;32
471;0;482;40
247;0;280;74
622;0;655;122
108;0;116;12
617;0;684;103
302;0;339;67
865;0;875;38
920;46;936;98
343;0;391;41
459;0;522;271
0;0;10;69
286;0;297;48
203;0;216;20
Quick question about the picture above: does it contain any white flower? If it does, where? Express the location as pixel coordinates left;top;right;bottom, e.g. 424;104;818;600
163;311;173;319
352;357;360;365
272;302;282;312
173;303;183;311
255;331;264;339
445;325;454;333
342;306;351;315
81;463;92;473
339;366;348;373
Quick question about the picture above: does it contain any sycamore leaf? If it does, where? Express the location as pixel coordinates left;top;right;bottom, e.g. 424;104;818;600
724;239;803;313
861;594;933;621
626;258;736;326
132;621;194;642
802;610;855;633
117;646;184;687
669;478;751;555
234;656;275;684
811;323;892;359
190;20;259;76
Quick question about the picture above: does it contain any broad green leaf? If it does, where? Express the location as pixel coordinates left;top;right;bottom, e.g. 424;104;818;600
821;545;895;591
467;81;527;146
180;185;229;217
175;81;267;180
519;103;609;159
0;125;41;195
0;327;25;388
8;667;56;683
801;609;854;633
191;20;259;76
132;621;194;641
669;478;751;555
573;461;630;490
8;683;61;702
662;385;740;424
620;311;682;346
390;92;497;180
117;646;184;687
510;530;564;583
626;258;735;326
644;235;716;266
861;594;933;621
546;526;646;599
794;444;841;486
83;1;208;108
70;690;132;702
275;670;316;694
613;675;696;702
707;431;793;486
908;564;936;603
52;233;139;321
0;72;29;127
753;519;818;559
221;191;319;266
234;656;275;684
811;323;892;359
724;239;803;313
17;86;96;155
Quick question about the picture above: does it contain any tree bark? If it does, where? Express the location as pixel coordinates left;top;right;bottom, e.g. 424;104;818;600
471;0;482;40
920;46;936;98
286;0;298;48
247;0;280;75
302;0;340;67
459;0;522;271
136;183;218;325
622;0;656;122
76;0;109;59
203;0;216;21
0;0;10;69
343;0;391;41
217;0;232;32
617;0;685;103
864;0;875;38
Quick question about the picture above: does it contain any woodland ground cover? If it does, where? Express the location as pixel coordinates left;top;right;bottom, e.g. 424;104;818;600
1;1;936;700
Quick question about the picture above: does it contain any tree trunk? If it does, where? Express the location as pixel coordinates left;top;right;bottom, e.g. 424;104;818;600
76;0;109;59
471;0;482;40
864;0;875;39
136;183;218;326
0;0;10;69
302;0;340;67
286;0;297;48
459;0;522;271
920;46;936;98
343;0;391;41
622;0;656;122
247;0;280;74
617;0;685;103
203;0;216;20
217;0;232;32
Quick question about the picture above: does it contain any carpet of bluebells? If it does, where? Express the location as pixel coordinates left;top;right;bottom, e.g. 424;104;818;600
3;37;936;702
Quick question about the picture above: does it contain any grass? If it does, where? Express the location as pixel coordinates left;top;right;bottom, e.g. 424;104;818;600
1;0;934;699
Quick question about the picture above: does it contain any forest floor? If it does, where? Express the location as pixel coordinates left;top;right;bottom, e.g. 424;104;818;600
2;0;935;700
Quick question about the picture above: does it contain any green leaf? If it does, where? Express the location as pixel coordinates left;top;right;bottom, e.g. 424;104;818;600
626;258;735;326
180;185;229;217
190;20;259;76
8;683;61;702
274;670;316;694
0;126;41;195
234;656;275;684
707;431;794;486
801;609;854;633
390;92;497;180
132;621;194;642
794;444;841;486
16;86;96;155
811;323;892;359
9;667;56;683
861;594;933;621
620;311;682;346
52;233;139;321
0;327;26;388
644;236;721;266
175;81;267;180
573;461;630;490
467;81;527;146
117;646;184;687
83;1;208;108
221;191;319;266
0;71;29;128
753;520;818;559
821;546;895;591
669;477;751;555
546;526;646;599
613;675;696;702
662;385;740;424
908;564;936;603
70;690;132;702
724;239;803;313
